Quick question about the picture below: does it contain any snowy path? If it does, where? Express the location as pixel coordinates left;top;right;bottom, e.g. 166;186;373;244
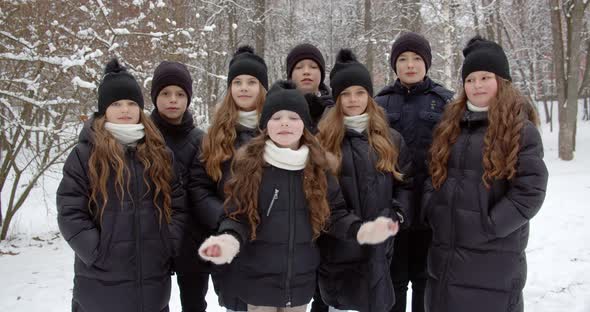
1;122;589;312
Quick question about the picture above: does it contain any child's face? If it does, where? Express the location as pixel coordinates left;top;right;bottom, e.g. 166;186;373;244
267;110;304;150
105;100;141;124
464;71;498;108
339;85;369;116
395;51;426;86
231;75;260;112
156;85;188;125
291;59;321;94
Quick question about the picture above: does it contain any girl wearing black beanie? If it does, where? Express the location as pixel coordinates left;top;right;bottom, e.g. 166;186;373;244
57;58;187;312
423;36;548;312
316;49;413;312
187;45;268;312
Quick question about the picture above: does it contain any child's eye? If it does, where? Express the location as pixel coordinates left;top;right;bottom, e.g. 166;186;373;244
129;102;139;106
398;58;406;62
111;102;120;106
177;92;185;97
248;80;257;85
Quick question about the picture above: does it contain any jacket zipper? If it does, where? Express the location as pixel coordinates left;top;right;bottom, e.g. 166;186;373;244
285;174;295;307
266;188;279;216
129;149;143;312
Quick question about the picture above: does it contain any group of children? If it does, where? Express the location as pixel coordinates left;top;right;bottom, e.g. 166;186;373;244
57;33;548;312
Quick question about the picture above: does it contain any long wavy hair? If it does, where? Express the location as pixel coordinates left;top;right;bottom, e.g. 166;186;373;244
223;129;331;241
88;112;173;225
200;83;266;181
429;77;540;189
317;96;403;180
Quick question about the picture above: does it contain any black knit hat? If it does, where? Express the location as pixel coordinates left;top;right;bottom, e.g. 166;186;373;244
390;32;432;73
329;49;373;100
151;61;193;107
228;45;268;90
461;36;511;82
260;80;312;131
286;43;326;83
97;58;144;116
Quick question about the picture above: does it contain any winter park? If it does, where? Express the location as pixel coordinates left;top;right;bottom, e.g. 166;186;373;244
1;1;590;312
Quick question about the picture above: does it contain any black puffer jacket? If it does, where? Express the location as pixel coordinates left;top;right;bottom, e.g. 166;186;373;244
57;120;187;312
219;166;362;308
308;83;334;132
421;111;548;312
375;77;453;228
318;128;413;312
151;109;207;274
188;125;258;229
187;124;258;310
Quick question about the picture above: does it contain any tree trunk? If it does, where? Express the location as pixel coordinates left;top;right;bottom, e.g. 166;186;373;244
254;0;266;58
364;0;374;75
551;0;570;160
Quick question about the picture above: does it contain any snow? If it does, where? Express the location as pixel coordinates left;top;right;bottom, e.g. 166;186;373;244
1;107;589;312
71;76;96;89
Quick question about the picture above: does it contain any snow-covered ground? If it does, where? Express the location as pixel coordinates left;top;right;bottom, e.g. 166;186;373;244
1;116;590;312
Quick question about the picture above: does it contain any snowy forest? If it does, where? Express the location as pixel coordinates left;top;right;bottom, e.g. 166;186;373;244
0;1;589;311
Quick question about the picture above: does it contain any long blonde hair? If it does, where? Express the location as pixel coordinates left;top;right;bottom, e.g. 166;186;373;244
88;112;173;225
429;77;540;189
317;96;403;180
200;83;266;181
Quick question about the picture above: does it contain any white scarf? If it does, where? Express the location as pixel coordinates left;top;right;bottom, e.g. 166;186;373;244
104;122;145;146
466;101;489;112
344;113;369;133
238;110;258;129
263;140;309;171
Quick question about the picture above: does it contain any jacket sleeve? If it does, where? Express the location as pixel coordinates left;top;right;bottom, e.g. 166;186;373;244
324;173;363;240
168;156;189;257
56;146;100;267
392;130;414;228
217;203;250;247
187;147;226;231
485;122;548;238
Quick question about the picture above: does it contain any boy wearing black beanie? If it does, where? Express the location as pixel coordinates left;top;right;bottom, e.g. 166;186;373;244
286;43;333;130
149;61;208;312
375;32;453;312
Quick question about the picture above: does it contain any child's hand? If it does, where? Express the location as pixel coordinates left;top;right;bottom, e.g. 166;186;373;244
198;233;240;265
357;216;399;245
201;244;221;257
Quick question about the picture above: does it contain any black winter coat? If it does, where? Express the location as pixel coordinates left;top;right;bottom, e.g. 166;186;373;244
421;111;548;312
318;128;413;312
308;83;334;132
57;120;187;312
151;110;207;274
219;166;362;308
187;124;258;310
375;77;453;228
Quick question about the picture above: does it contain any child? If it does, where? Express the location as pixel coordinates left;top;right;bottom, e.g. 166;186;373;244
316;49;413;312
150;61;208;312
374;32;454;312
198;81;399;312
187;45;268;312
423;36;548;312
286;43;333;129
57;58;186;312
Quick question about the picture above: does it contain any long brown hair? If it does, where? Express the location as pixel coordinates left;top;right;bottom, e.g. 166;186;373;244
88;113;173;225
317;96;403;180
201;83;266;181
429;77;540;189
223;129;331;241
